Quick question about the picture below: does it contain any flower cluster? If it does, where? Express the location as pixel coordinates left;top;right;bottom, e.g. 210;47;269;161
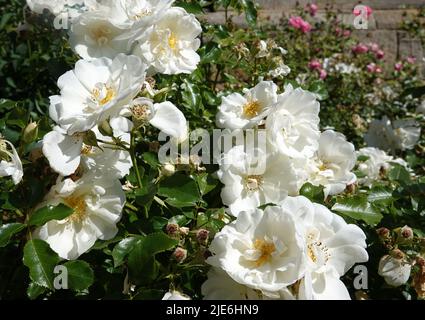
207;81;368;299
216;81;357;215
26;0;201;260
365;116;420;153
203;196;368;300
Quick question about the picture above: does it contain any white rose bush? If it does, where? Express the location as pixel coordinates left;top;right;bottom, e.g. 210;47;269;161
0;0;424;300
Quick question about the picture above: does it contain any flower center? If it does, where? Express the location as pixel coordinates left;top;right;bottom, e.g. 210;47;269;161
81;144;94;155
243;100;262;118
307;233;330;265
168;32;177;50
132;104;152;122
92;83;116;106
244;175;263;192
253;239;276;267
91;26;112;46
64;195;87;223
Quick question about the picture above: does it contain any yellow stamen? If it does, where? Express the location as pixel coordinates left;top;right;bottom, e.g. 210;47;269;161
253;239;276;267
92;85;116;106
245;175;263;191
243;100;262;118
64;195;87;223
168;33;177;50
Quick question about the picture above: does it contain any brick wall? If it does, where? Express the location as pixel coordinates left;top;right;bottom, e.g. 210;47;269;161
206;1;425;72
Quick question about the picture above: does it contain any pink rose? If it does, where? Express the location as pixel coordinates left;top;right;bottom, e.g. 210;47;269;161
289;16;312;33
289;16;302;29
300;20;312;33
352;43;369;54
375;50;385;60
307;3;318;17
353;5;373;18
366;63;382;73
319;69;327;79
406;56;416;64
343;30;351;37
308;59;322;70
394;62;403;71
369;43;379;52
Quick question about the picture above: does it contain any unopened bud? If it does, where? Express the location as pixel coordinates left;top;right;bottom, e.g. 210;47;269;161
376;227;390;239
390;249;405;260
196;229;209;244
173;247;187;263
166;223;179;236
400;225;413;240
23;122;38;144
416;257;425;267
161;163;175;177
98;119;114;137
179;227;190;236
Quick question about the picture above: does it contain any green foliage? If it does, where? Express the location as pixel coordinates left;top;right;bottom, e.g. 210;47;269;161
23;239;61;290
0;0;424;301
28;204;73;227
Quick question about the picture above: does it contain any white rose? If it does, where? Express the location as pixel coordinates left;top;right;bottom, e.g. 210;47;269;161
378;255;412;287
216;81;278;130
266;84;320;159
43;117;132;177
283;196;368;300
206;207;306;292
307;130;357;197
50;54;146;135
133;7;202;75
202;268;295;300
33;174;125;260
217;145;299;216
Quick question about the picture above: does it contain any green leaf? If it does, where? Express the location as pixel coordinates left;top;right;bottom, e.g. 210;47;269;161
332;196;383;226
128;233;178;285
27;282;47;300
401;85;425;98
195;173;218;196
367;186;394;206
112;237;139;267
23;239;61;289
357;155;370;162
388;164;411;184
0;223;26;247
181;79;201;111
62;260;94;291
83;130;101;148
28;204;74;227
143;152;159;168
243;0;257;27
300;183;325;203
308;81;329;101
159;173;201;207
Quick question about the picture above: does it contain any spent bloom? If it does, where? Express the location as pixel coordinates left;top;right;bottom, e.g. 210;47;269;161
0;138;23;185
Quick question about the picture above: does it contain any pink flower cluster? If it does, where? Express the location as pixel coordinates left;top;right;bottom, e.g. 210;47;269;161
352;42;385;60
289;16;312;33
335;27;351;37
308;58;327;79
353;5;373;18
394;56;417;72
366;63;382;74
